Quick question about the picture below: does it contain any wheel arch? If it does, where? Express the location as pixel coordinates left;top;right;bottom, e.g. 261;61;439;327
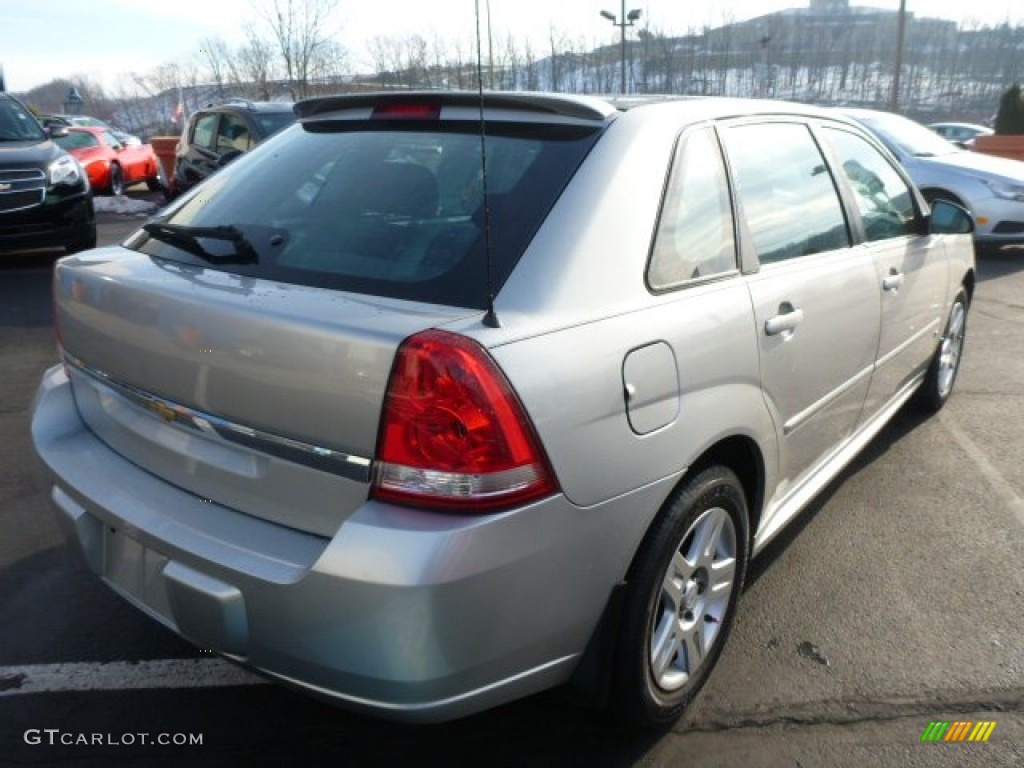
567;433;766;709
921;186;968;210
679;435;765;556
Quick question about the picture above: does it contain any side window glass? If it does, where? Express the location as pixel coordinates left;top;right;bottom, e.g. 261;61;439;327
648;127;736;290
721;122;850;264
217;115;252;154
192;114;218;151
102;131;122;150
822;127;917;242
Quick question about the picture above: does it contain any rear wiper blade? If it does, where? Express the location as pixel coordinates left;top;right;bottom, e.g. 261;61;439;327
142;222;259;264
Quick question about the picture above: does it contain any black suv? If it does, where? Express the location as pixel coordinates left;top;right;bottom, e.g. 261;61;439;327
0;92;96;255
171;100;296;197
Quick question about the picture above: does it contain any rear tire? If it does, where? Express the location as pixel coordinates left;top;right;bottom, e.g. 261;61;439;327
108;164;124;196
916;289;968;413
610;465;749;728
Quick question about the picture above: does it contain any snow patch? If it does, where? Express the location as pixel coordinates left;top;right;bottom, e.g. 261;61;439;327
92;195;160;216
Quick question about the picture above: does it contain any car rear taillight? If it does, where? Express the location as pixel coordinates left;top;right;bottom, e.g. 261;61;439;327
372;330;557;512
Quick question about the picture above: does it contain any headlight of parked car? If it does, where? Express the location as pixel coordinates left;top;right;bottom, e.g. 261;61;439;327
984;178;1024;202
48;155;84;187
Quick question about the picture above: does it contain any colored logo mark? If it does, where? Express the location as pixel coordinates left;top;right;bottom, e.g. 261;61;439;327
921;720;996;742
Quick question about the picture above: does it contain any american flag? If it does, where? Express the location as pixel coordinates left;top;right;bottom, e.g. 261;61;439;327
172;100;184;124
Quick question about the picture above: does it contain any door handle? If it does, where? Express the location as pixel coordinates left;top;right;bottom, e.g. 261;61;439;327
882;271;904;292
765;306;805;336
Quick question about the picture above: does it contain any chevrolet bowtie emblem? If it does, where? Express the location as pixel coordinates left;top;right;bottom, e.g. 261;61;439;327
0;183;11;192
146;400;177;423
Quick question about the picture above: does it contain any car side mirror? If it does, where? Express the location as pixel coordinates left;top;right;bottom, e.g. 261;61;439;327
47;125;69;138
929;199;974;235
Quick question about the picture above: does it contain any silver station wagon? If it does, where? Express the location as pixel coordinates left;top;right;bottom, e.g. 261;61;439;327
32;92;975;726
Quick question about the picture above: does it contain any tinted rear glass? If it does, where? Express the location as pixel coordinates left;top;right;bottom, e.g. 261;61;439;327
131;121;601;309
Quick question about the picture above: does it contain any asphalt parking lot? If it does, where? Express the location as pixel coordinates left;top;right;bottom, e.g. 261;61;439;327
0;200;1021;766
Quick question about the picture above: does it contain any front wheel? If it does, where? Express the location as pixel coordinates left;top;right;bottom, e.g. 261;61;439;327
610;465;749;728
916;289;968;412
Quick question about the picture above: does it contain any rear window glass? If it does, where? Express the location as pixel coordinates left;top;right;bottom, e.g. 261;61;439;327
132;121;600;309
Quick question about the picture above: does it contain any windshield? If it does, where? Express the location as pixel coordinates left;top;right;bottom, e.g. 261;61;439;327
130;121;601;309
55;131;100;150
856;112;961;158
0;98;46;141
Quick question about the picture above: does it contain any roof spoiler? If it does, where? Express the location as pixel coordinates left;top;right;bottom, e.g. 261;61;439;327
294;91;616;122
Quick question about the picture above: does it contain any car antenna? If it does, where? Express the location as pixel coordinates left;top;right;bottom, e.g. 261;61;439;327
474;0;500;328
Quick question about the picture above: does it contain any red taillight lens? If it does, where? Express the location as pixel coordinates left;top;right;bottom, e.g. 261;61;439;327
373;330;558;512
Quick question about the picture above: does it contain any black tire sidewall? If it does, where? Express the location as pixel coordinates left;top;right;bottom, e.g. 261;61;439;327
109;164;123;196
612;465;749;727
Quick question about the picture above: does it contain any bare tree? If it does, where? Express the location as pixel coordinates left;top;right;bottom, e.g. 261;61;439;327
237;26;277;99
199;37;234;98
253;0;343;98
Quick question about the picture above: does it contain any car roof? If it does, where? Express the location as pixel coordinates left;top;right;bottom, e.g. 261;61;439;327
927;121;992;131
207;100;294;114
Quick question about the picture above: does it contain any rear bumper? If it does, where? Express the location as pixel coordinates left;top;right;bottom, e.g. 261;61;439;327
31;364;666;722
0;191;95;253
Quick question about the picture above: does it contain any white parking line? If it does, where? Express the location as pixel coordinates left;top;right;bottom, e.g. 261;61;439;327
0;659;268;696
940;410;1024;528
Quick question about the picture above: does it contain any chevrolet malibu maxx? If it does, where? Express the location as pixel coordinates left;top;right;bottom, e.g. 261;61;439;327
32;93;975;726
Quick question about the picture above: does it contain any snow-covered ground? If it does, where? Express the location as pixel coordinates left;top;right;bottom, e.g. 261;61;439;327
92;195;161;216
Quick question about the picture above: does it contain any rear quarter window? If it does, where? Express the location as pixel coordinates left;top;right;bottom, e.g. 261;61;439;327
648;126;737;290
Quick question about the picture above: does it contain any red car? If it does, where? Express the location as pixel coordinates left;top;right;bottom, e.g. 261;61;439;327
55;126;164;196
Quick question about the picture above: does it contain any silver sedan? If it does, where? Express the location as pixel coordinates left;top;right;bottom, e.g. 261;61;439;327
32;93;975;726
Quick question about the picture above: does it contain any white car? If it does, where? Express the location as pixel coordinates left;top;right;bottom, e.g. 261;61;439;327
845;108;1024;253
927;121;994;148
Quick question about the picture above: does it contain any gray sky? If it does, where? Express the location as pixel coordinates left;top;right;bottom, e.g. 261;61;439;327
2;0;1021;92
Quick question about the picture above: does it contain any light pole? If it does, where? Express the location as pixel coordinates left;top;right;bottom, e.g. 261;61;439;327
600;3;642;95
890;0;907;111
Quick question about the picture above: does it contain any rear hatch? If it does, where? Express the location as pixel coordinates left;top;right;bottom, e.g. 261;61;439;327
55;92;609;536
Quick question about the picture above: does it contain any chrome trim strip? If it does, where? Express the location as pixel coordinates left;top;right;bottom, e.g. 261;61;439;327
64;354;373;483
874;319;940;371
783;362;875;435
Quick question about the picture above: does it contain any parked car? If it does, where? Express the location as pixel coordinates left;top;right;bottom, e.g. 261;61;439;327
0;92;95;254
32;92;975;726
927;121;993;148
844;108;1024;252
54;126;163;196
170;99;296;197
47;114;142;146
